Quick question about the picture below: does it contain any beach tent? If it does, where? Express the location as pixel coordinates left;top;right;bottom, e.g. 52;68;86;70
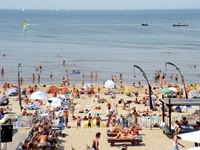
47;97;62;107
61;87;68;94
47;86;59;94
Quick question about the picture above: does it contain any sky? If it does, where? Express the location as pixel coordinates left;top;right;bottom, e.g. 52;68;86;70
1;0;200;10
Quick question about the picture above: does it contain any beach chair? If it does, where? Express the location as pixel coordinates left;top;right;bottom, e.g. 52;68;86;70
24;102;40;110
107;129;118;137
107;136;143;146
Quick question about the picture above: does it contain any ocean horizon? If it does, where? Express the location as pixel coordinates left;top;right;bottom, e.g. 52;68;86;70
0;9;200;86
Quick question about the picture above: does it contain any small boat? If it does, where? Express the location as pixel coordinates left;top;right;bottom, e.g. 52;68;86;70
141;23;148;26
23;20;27;31
173;23;189;27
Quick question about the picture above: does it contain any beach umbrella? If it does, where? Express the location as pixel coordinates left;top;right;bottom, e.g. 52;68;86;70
167;87;177;92
161;88;172;94
104;80;115;89
30;91;48;99
178;131;200;143
82;84;91;89
47;97;62;107
5;88;18;97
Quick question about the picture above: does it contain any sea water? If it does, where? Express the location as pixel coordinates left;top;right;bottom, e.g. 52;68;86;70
0;9;200;85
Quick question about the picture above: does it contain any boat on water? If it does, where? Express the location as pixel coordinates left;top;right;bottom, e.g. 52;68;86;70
173;23;189;27
23;20;27;31
141;23;148;26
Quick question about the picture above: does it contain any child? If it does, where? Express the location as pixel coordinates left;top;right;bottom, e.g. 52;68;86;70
77;116;81;129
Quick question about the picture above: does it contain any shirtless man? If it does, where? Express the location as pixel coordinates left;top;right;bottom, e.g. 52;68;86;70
95;114;101;128
92;132;101;150
88;114;93;128
63;108;69;129
38;131;48;147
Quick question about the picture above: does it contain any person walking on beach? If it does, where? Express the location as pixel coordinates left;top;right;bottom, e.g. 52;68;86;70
95;113;101;128
88;113;92;128
63;108;69;129
172;131;184;150
77;116;81;129
92;132;101;150
70;101;75;117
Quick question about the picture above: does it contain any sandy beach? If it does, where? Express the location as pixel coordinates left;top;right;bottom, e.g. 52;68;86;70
0;82;199;150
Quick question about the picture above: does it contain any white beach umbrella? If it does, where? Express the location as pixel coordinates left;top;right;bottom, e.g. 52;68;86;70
30;91;48;99
167;87;177;92
104;80;115;89
82;84;91;89
178;131;200;143
5;88;19;97
47;97;62;107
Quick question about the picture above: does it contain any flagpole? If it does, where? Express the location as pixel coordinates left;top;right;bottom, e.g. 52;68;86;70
133;65;153;130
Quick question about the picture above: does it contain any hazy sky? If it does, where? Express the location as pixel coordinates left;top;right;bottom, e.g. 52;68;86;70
1;0;200;10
